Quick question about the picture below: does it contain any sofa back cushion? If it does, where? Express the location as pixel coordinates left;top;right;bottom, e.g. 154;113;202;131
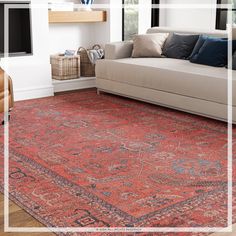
147;27;228;38
162;33;199;59
132;33;169;58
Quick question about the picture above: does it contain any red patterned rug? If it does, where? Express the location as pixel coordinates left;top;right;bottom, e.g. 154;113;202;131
0;90;235;235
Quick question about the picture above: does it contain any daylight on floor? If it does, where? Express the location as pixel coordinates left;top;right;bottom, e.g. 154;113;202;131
0;0;236;235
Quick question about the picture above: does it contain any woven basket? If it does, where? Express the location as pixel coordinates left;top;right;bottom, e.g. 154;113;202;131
50;54;80;80
78;45;100;77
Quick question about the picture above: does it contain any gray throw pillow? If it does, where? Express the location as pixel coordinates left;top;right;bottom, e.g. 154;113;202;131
162;33;199;59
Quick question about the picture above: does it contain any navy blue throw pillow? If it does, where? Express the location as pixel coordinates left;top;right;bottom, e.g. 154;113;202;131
190;38;228;67
189;35;208;60
232;51;236;70
190;36;236;67
162;33;199;59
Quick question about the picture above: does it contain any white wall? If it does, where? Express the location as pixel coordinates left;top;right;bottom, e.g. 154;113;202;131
160;0;217;31
49;24;95;54
49;0;98;54
48;0;123;53
0;0;54;101
92;0;122;46
139;0;152;34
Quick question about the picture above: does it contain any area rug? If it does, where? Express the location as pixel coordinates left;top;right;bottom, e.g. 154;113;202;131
0;90;235;235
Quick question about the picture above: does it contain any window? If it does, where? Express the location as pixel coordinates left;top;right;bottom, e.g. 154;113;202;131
233;0;236;24
122;0;139;41
0;2;32;57
216;0;236;30
122;0;160;40
151;0;160;27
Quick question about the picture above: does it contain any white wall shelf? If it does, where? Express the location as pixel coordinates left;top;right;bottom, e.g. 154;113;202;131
52;77;96;93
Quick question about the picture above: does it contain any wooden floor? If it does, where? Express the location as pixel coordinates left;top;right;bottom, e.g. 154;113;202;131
211;225;236;236
0;192;235;236
0;194;55;236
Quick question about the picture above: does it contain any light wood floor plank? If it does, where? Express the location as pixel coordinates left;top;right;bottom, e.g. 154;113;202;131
210;225;236;236
0;194;55;235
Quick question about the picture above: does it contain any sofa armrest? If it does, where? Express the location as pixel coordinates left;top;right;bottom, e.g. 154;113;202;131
105;41;133;60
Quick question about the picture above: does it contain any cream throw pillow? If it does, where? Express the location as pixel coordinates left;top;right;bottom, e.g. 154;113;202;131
132;33;169;58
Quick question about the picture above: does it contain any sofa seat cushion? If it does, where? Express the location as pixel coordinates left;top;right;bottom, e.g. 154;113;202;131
96;58;236;106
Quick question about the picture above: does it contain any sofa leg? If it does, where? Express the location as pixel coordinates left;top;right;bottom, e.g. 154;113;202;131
97;89;100;95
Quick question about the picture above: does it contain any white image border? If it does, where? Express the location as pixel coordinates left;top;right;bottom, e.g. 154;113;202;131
2;2;234;234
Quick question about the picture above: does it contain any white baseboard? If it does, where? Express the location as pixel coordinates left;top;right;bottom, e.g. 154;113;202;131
53;77;96;93
14;77;96;101
14;86;54;101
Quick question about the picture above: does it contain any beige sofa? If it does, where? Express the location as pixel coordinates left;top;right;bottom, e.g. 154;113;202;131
96;27;236;123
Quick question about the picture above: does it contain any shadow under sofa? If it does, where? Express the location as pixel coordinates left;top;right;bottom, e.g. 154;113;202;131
96;27;236;123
